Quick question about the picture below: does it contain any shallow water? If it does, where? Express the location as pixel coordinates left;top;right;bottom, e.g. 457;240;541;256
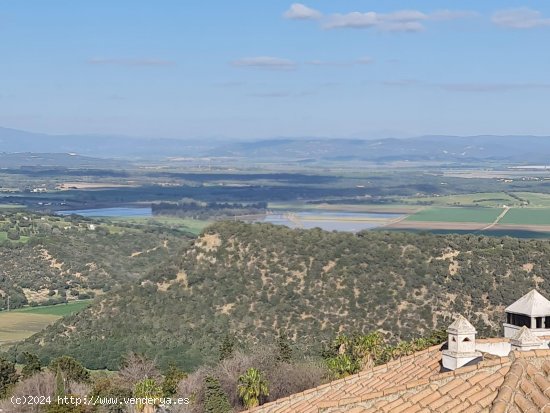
57;207;152;217
260;211;404;232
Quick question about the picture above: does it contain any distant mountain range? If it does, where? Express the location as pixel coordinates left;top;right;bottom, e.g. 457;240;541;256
2;126;550;164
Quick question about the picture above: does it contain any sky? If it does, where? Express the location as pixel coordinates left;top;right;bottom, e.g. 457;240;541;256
1;1;549;139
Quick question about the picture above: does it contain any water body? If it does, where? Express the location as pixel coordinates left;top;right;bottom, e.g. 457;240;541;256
259;211;404;232
57;207;152;218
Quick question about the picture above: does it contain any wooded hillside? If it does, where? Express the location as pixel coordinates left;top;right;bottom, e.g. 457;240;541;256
12;221;550;370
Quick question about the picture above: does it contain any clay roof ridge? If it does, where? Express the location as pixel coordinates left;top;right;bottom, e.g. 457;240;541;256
512;348;550;359
318;355;514;411
489;354;550;412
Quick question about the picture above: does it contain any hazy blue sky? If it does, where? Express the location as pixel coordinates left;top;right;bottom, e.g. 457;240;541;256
1;1;549;139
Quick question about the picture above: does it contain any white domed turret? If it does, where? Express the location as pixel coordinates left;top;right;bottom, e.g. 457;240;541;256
504;289;550;338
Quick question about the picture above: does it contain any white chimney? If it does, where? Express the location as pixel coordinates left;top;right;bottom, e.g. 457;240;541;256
442;315;482;371
510;326;544;351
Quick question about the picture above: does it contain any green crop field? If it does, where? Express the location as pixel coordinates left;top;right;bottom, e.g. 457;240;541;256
405;207;502;223
499;208;550;226
109;216;210;235
12;299;93;316
400;192;519;208
0;313;59;348
0;300;92;348
269;202;419;214
513;193;550;207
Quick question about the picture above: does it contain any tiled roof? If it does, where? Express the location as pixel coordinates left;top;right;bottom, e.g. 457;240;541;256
492;351;550;413
248;343;550;413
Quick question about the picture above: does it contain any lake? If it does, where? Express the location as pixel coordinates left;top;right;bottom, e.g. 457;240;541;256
57;208;404;232
57;207;152;217
259;211;404;232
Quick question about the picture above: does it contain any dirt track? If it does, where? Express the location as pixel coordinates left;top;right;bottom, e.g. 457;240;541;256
386;221;486;230
386;220;550;233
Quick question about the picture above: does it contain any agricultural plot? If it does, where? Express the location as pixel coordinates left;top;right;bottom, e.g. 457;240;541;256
0;312;58;348
404;207;502;223
0;300;92;348
399;192;518;207
13;300;92;316
499;208;550;226
109;216;210;235
513;193;550;207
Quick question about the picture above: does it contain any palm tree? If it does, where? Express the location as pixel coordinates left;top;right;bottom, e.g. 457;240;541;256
352;332;384;369
237;368;269;409
134;378;163;413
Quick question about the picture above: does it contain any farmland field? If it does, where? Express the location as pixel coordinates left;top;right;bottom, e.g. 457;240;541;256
399;192;518;207
499;208;550;226
108;216;210;235
0;300;92;348
0;313;58;348
404;207;502;223
269;202;419;214
513;193;550;207
12;300;93;316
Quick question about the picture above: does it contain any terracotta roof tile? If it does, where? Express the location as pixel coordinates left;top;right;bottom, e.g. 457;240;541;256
248;341;550;413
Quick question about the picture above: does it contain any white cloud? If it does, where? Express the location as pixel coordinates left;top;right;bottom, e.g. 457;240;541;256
312;7;476;32
323;12;379;30
88;58;175;67
323;10;430;32
387;10;429;23
379;21;425;33
283;3;322;20
492;8;550;29
231;57;297;70
305;57;374;66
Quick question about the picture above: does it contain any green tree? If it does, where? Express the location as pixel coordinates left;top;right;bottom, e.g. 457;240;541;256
325;354;359;379
21;352;42;378
0;357;19;398
55;366;66;398
49;356;90;383
204;376;233;413
90;376;132;413
7;229;20;240
218;333;236;361
162;365;187;396
237;368;269;409
276;332;293;363
134;378;163;413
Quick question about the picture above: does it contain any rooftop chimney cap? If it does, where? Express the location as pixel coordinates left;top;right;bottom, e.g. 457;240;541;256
505;289;550;317
447;315;477;334
510;326;543;347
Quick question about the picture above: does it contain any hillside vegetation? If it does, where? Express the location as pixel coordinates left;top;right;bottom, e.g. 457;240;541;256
12;221;550;371
0;212;191;310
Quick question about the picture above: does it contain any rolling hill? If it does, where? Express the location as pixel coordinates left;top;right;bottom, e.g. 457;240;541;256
11;221;550;371
3;126;550;163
